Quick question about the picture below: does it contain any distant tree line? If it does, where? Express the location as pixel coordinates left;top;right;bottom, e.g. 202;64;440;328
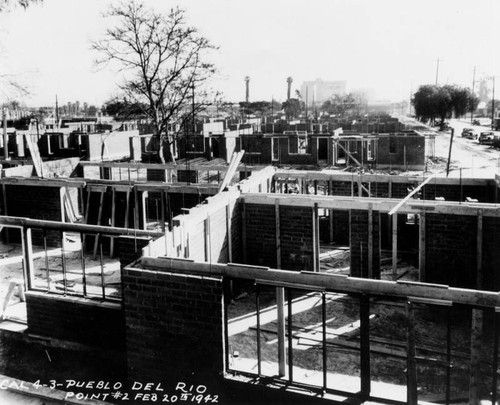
412;84;479;125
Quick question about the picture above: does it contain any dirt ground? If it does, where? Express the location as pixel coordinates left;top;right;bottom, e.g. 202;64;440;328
227;251;495;404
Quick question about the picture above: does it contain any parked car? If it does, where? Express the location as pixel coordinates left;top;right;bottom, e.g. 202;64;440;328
472;119;481;126
478;131;495;145
462;128;478;139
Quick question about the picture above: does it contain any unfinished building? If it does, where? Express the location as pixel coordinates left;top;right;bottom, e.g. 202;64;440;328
0;158;499;404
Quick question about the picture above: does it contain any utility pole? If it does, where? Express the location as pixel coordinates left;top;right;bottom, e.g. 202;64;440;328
491;76;496;130
2;107;8;160
446;128;454;177
471;66;476;123
55;95;59;129
435;58;440;86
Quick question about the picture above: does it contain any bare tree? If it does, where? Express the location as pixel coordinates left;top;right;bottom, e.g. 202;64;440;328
92;1;217;162
0;0;40;12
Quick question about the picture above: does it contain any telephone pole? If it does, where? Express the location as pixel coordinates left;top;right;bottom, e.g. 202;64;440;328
471;66;476;124
435;58;440;86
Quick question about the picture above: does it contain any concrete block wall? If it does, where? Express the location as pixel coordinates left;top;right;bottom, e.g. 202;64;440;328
425;214;477;288
26;292;125;349
122;267;224;383
349;209;381;278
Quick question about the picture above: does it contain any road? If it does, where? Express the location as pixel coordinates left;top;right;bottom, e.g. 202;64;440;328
434;119;500;178
398;115;500;178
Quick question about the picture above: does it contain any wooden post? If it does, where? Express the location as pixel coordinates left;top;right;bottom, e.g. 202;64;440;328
276;287;286;377
21;226;34;290
329;177;334;243
1;184;8;243
360;294;371;398
141;191;148;230
226;201;233;262
133;187;140;229
406;300;418;405
392;213;398;280
476;210;483;290
241;198;247;263
92;190;105;260
275;199;281;269
204;215;211;263
110;188;116;258
368;204;373;278
469;309;483;405
313;203;320;272
419;211;426;282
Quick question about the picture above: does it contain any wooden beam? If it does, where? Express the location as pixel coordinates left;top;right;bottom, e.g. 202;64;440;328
276;287;286;377
138;257;500;308
368;204;373;278
388;175;435;216
392;214;398;280
110;188;116;258
241;193;500;217
0;216;160;237
334;139;362;167
241;198;247;264
92;190;105;260
0;177;85;188
476;210;483;290
275;199;281;269
419;212;426;282
226;201;232;262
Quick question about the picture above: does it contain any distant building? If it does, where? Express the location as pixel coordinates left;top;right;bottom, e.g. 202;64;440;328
300;79;346;105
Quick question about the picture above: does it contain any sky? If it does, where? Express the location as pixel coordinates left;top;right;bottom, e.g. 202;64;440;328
0;0;499;107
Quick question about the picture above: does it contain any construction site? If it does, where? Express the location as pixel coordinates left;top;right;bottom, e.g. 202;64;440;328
0;114;498;405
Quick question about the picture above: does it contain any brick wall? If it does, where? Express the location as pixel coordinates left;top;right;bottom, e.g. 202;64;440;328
280;205;314;270
3;185;63;246
122;267;224;383
425;214;477;288
26;292;125;349
244;203;277;267
117;236;152;268
349;209;381;278
482;217;500;291
244;203;314;270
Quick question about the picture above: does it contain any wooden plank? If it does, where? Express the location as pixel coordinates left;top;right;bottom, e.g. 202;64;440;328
241;193;500;217
419;211;426;281
388;175;435;216
276;287;286;377
392;214;398;280
24;133;44;177
110;188;116;258
226;202;232;262
368;204;373;278
275;200;281;269
476;210;483;289
92;190;105;260
140;257;500;308
334;139;362;167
